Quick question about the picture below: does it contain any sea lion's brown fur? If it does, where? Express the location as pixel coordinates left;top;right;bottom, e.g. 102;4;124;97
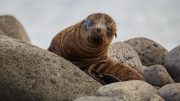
48;13;143;83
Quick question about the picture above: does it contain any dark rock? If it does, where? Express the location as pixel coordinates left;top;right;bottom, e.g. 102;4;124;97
74;96;120;101
164;45;180;82
108;42;144;74
0;15;30;43
96;80;157;101
125;37;168;66
158;83;180;101
0;35;101;101
144;65;174;87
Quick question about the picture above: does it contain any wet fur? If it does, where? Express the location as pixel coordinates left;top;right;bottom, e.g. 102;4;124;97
48;13;143;83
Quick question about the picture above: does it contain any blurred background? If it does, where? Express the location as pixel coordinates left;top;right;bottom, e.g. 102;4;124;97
0;0;179;50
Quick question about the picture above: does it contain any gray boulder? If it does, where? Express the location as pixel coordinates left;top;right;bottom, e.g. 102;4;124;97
74;96;120;101
0;15;30;43
0;35;101;101
148;94;164;101
164;45;180;82
125;37;168;66
96;80;157;101
108;42;144;74
158;83;180;101
144;65;174;87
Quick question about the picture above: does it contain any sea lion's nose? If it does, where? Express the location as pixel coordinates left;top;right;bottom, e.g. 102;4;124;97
96;27;101;33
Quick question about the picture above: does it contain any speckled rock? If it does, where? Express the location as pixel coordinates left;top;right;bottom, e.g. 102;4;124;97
108;42;144;74
0;29;6;35
164;45;180;82
144;65;174;87
125;37;168;66
142;65;148;70
0;35;101;101
0;15;30;43
74;96;121;101
149;94;164;101
158;83;180;101
96;80;157;101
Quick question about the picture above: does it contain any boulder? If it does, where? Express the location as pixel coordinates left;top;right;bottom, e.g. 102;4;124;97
144;65;174;87
96;80;157;101
125;37;168;66
158;83;180;101
148;94;164;101
0;35;101;101
0;15;30;43
74;96;120;101
108;42;144;74
164;45;180;82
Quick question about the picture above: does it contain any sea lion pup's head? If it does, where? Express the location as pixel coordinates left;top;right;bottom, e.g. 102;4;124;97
80;13;117;46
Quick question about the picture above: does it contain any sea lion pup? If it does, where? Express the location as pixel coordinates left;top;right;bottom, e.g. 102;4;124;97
48;13;143;84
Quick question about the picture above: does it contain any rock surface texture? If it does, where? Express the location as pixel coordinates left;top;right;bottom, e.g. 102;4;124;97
148;94;165;101
96;80;157;101
125;37;168;66
0;35;101;101
144;65;174;87
74;96;120;101
108;42;144;74
164;45;180;82
0;15;30;43
158;83;180;101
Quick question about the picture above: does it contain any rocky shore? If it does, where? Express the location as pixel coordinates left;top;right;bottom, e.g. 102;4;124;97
0;15;179;101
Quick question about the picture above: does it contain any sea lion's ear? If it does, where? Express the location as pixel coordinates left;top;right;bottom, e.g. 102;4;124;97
115;33;117;38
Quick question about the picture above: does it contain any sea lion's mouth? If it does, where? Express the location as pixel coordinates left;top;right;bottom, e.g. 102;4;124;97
90;34;103;44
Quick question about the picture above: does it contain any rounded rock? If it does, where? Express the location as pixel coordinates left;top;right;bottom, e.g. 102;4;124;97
164;45;180;82
74;96;120;101
158;83;180;101
144;65;174;87
96;80;157;101
0;35;101;101
149;94;164;101
0;15;30;43
108;41;144;74
125;37;168;66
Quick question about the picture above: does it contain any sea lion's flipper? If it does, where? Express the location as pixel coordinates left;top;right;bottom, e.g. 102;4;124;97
101;74;121;84
91;70;121;85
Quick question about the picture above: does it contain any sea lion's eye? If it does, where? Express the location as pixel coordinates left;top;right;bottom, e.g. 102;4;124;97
83;19;93;29
107;27;112;34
